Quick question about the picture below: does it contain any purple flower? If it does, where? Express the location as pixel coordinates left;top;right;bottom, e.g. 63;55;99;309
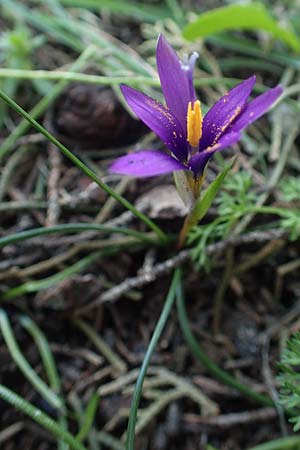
110;34;282;180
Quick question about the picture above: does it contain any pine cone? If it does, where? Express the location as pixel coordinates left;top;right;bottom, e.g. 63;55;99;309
47;83;146;150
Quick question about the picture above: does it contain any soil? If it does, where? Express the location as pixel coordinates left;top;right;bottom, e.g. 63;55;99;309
1;3;300;449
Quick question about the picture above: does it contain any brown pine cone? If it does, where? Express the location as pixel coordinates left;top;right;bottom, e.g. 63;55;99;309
47;83;146;150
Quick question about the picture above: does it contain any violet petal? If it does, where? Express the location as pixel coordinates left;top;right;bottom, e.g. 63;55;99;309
190;131;241;175
199;76;256;151
231;85;283;132
156;34;195;131
109;150;187;178
121;84;188;161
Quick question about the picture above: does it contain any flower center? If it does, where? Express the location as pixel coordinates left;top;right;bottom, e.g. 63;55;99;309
187;100;202;148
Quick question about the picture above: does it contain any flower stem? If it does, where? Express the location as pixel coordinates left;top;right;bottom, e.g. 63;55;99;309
178;212;198;248
125;268;181;450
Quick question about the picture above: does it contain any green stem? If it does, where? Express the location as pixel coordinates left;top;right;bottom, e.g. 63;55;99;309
0;69;243;88
178;212;198;248
0;46;94;162
0;223;159;248
0;88;167;242
0;70;157;85
19;315;69;450
0;310;62;410
76;392;100;442
49;0;169;22
125;268;181;450
0;384;88;450
176;282;274;407
18;315;63;394
2;250;104;300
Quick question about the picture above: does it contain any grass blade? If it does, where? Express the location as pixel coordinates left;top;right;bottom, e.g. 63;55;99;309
178;159;235;247
0;46;94;161
46;0;170;22
0;89;167;242
0;384;88;450
126;268;181;450
18;315;68;450
0;223;159;248
76;391;100;443
2;250;104;300
0;310;62;410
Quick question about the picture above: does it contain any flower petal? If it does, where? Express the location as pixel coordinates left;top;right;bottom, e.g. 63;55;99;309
189;131;241;175
231;85;283;132
199;76;256;151
109;150;187;178
156;34;196;131
121;84;188;161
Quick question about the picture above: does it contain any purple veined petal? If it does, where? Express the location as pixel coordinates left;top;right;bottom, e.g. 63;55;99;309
231;85;283;132
189;131;241;175
199;76;256;151
156;34;197;131
109;150;187;178
121;84;188;162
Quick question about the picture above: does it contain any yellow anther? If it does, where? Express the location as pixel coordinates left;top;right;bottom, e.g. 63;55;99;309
187;100;202;147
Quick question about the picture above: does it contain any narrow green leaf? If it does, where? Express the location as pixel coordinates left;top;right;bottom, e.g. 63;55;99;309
0;223;158;248
0;310;62;410
18;315;68;450
0;46;93;162
0;88;167;242
178;159;235;247
126;269;181;450
191;158;235;225
2;250;106;300
207;34;300;69
183;3;300;52
0;384;88;450
76;392;100;443
50;0;170;22
18;316;62;393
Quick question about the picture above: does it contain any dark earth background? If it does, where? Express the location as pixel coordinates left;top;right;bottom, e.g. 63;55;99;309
1;1;300;449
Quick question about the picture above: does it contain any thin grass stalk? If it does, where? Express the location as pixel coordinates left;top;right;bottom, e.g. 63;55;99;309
0;310;62;410
0;89;167;242
18;315;68;450
125;268;181;450
0;46;94;161
0;223;159;248
0;384;88;450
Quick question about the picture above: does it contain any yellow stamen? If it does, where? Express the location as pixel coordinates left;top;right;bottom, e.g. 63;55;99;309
187;100;202;147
